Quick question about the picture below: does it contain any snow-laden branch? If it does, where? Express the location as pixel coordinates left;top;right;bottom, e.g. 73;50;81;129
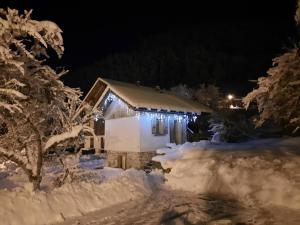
0;88;27;99
82;125;96;138
5;79;26;87
44;125;83;151
289;80;300;86
0;102;22;113
0;147;28;169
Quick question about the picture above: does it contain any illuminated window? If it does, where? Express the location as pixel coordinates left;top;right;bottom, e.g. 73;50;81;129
152;117;168;136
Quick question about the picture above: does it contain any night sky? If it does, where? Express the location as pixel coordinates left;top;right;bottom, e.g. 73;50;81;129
0;1;298;96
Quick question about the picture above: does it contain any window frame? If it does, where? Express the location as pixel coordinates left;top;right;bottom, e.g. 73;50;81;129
151;117;168;136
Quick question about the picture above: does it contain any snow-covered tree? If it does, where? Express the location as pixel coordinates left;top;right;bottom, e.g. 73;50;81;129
244;0;300;134
170;83;221;109
243;49;300;133
170;84;194;100
195;84;221;109
0;8;94;190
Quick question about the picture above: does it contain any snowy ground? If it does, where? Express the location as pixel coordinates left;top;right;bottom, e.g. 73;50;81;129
0;154;162;225
57;189;281;225
153;138;300;210
1;138;300;225
0;154;110;191
58;138;300;225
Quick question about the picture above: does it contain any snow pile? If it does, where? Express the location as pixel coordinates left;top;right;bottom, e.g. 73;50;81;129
153;138;300;210
79;154;107;170
0;169;159;225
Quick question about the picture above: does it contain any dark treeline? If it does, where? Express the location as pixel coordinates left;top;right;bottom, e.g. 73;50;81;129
64;19;295;96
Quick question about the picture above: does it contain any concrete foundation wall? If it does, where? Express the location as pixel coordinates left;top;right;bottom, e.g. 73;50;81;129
107;151;155;169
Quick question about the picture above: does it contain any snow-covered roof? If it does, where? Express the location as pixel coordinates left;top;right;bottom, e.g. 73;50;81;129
95;77;212;114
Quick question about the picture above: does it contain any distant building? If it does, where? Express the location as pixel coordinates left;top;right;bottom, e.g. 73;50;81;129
78;77;211;169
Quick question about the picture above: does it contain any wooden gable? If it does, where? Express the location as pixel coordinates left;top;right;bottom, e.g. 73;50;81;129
84;79;107;108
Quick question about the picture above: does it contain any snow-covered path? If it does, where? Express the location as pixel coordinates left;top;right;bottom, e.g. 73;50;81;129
55;188;284;225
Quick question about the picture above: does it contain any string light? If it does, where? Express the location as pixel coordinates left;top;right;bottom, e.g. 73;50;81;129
100;92;137;118
99;92;199;122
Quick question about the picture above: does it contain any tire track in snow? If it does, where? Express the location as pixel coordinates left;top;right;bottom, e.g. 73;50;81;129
57;189;275;225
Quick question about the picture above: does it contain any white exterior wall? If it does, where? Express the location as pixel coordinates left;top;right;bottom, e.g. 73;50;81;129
139;114;170;152
105;116;140;152
103;112;188;153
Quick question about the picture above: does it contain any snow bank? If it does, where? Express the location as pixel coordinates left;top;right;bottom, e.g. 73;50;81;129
0;169;159;225
154;138;300;210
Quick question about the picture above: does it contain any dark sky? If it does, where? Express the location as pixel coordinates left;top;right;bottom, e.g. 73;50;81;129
0;1;298;95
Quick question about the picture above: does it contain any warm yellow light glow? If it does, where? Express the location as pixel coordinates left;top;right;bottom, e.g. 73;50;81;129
227;94;234;100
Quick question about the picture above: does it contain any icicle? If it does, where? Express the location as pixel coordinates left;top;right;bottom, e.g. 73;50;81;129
193;115;197;122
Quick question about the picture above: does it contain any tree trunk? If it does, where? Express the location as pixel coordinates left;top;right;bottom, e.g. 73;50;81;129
26;117;43;191
29;175;42;191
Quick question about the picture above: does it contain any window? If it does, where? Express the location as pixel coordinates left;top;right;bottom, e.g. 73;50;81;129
94;118;105;135
152;117;168;136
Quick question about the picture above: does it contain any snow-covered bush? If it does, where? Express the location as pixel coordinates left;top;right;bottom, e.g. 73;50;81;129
208;110;256;142
243;49;300;134
0;9;94;190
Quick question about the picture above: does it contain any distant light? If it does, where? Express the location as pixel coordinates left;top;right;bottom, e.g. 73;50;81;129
227;94;234;100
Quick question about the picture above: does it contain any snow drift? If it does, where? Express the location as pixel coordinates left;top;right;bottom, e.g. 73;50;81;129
153;138;300;210
0;169;159;225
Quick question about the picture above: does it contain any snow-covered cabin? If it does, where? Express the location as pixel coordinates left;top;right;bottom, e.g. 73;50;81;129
80;77;211;169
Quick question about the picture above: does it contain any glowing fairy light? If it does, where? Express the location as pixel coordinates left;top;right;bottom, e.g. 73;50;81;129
102;92;193;123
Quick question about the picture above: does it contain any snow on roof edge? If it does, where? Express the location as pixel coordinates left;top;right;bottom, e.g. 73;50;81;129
96;77;212;114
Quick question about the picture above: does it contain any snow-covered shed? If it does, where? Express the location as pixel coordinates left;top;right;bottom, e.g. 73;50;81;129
80;77;211;169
